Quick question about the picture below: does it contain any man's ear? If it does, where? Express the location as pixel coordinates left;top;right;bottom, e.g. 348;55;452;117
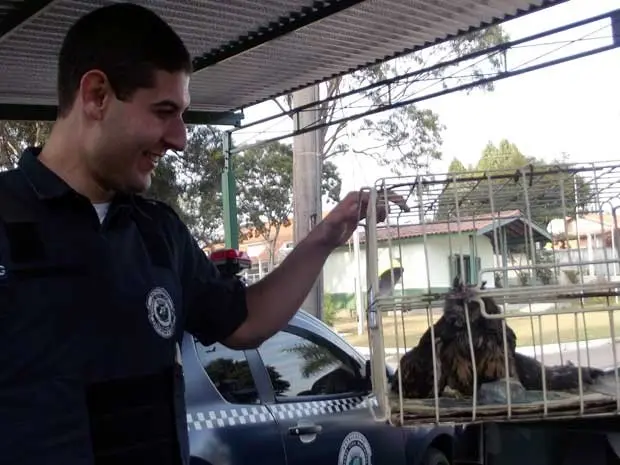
78;70;113;121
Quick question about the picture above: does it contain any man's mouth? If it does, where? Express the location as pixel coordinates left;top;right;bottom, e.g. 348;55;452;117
143;151;161;166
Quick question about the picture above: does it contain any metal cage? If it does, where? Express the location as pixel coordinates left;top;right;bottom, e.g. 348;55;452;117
362;160;620;426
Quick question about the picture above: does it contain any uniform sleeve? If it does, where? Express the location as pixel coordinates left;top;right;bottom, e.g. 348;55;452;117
175;219;249;346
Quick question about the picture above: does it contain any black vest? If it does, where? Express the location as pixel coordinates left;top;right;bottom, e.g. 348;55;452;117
0;169;189;465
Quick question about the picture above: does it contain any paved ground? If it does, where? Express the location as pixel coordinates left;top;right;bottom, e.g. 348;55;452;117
526;340;620;370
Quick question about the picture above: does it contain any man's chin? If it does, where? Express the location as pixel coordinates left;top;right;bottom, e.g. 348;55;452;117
118;178;151;196
132;173;153;192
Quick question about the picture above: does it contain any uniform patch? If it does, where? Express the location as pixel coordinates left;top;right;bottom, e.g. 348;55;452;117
146;286;176;339
338;431;372;465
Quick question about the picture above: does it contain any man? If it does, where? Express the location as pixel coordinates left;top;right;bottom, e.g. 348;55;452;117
0;3;387;465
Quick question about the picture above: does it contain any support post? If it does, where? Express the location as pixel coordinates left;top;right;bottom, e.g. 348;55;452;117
612;10;620;47
292;84;323;319
353;228;364;335
222;130;239;249
365;187;389;422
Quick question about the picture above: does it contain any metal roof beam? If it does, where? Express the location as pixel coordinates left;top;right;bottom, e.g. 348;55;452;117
192;0;366;72
0;103;243;126
230;7;620;153
218;0;567;112
0;0;56;43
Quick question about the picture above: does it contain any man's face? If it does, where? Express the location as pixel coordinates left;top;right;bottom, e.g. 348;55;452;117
84;69;190;195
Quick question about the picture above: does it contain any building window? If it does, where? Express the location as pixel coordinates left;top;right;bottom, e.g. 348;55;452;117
449;254;481;285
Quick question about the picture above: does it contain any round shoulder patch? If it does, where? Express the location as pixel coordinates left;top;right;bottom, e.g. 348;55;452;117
338;431;372;465
146;286;176;339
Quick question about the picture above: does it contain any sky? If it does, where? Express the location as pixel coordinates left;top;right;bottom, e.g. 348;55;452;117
234;0;620;200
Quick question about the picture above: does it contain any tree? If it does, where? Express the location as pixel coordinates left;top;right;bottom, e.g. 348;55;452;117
174;125;226;245
0;120;226;245
285;341;339;378
235;141;342;268
275;26;510;174
147;155;185;217
146;125;227;246
434;139;591;228
205;357;290;400
0;121;53;169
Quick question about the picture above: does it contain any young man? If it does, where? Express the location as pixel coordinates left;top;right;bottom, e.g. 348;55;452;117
0;3;387;465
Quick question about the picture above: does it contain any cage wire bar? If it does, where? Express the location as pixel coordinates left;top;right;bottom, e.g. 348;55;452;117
363;160;620;427
220;7;620;247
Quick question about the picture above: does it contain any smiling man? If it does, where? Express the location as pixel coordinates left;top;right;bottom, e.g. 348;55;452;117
0;3;386;465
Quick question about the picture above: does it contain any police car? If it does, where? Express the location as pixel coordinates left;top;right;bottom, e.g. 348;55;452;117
181;249;473;465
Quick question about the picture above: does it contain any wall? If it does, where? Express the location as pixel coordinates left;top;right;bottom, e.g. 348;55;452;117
323;232;495;306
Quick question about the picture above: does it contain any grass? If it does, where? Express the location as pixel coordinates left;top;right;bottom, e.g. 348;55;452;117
333;306;620;349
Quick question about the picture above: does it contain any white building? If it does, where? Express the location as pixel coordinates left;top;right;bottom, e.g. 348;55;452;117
323;210;552;303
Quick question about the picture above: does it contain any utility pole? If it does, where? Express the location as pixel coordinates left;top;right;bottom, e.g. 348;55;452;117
292;84;323;320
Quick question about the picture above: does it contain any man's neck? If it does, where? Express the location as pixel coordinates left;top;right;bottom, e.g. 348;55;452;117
38;120;114;203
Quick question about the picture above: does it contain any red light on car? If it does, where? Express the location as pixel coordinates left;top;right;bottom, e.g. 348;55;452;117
210;248;252;269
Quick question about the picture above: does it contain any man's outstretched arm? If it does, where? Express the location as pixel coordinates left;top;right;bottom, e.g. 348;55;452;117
223;191;385;349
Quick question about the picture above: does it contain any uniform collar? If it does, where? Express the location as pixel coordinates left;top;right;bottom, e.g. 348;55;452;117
18;147;134;205
18;146;134;207
18;146;72;199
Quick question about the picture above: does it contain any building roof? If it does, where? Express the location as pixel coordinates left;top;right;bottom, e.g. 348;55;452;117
356;209;552;244
205;219;296;264
0;0;565;122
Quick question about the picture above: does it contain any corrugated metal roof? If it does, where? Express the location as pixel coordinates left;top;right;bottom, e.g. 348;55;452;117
0;0;565;118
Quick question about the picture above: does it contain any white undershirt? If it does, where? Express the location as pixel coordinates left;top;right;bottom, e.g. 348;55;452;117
92;202;111;224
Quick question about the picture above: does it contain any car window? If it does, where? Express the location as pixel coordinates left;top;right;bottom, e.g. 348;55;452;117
195;341;260;405
256;330;365;398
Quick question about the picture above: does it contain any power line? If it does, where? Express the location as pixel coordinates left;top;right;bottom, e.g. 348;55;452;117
230;8;618;142
228;9;619;154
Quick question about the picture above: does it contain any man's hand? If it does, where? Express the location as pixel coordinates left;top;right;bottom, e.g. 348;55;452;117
223;188;406;350
311;190;391;250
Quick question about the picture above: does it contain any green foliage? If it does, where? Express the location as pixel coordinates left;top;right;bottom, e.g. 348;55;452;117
534;249;555;285
284;341;339;378
0;121;52;169
206;357;290;398
290;25;511;174
234;141;342;264
447;157;466;173
322;293;339;327
147;125;226;245
435;139;591;228
563;269;580;284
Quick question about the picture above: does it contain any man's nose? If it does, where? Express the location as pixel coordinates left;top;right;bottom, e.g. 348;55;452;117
164;117;187;152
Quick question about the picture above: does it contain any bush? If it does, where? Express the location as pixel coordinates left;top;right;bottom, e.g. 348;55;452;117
322;293;339;327
563;269;580;284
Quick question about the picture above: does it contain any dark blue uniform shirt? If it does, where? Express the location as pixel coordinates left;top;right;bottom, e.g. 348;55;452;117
0;148;248;465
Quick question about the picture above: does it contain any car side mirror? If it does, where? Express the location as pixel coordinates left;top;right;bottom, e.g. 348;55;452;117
377;266;404;297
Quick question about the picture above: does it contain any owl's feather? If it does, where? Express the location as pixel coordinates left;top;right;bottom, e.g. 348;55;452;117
392;279;604;399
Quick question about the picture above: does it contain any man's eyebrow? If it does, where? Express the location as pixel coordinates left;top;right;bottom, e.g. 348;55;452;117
152;100;184;111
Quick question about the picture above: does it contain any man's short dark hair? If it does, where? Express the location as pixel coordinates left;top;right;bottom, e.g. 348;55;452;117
57;3;192;117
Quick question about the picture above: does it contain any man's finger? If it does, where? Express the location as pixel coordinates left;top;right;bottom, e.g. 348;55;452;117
377;188;410;213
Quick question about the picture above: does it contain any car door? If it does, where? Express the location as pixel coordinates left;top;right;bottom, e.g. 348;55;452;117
184;333;287;465
254;324;407;465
